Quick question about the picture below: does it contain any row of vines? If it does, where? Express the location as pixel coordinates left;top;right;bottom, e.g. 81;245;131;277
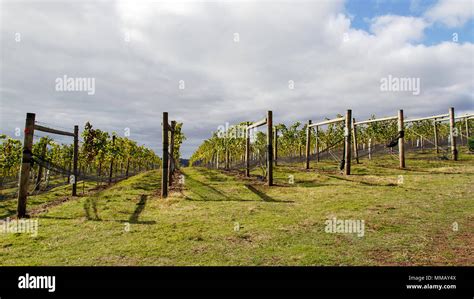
0;121;184;188
190;115;473;167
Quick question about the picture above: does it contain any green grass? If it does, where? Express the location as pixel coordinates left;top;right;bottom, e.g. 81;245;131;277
0;149;472;265
0;177;98;219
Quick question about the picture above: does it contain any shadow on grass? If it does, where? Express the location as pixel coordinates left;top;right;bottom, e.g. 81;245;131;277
294;181;334;188
0;208;17;219
37;214;156;225
78;191;156;224
325;174;397;187
84;196;101;221
243;184;294;203
195;168;234;182
183;175;248;202
130;178;161;191
129;194;147;223
184;174;292;203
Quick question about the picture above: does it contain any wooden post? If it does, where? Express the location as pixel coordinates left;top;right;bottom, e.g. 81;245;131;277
17;113;35;218
368;138;372;160
108;135;116;184
315;126;319;162
344;110;352;175
433;120;439;154
72;125;79;196
161;112;169;198
35;142;47;191
305;120;311;169
216;150;219;169
168;120;176;186
267;111;273;186
449;107;457;161
465;117;470;140
352;118;359;164
398;109;405;168
245;123;250;177
274;128;278;166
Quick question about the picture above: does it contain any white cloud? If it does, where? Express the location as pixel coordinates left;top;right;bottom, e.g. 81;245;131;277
425;0;474;27
370;15;428;45
0;1;472;157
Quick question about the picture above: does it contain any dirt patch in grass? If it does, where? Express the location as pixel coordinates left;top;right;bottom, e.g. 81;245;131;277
422;221;474;265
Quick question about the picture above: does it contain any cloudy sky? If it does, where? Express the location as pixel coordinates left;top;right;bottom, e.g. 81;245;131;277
1;0;473;158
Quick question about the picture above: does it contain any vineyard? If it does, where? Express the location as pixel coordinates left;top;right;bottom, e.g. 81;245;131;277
191;108;473;180
0;108;473;266
1;113;184;218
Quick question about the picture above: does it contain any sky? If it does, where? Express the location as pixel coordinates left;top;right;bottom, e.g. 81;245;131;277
0;0;473;158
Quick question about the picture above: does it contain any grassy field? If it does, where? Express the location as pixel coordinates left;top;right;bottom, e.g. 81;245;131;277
0;149;473;265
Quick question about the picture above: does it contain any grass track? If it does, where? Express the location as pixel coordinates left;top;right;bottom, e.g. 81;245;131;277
0;150;473;265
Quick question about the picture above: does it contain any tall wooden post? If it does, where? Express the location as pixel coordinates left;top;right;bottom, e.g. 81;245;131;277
465;117;470;140
216;150;219;169
72;125;79;196
305;120;312;169
161;112;169;198
368;138;372;160
267;111;273;186
35;142;47;191
17;113;35;218
449;107;457;161
398;109;405;168
108;135;116;184
344;110;352;175
315;126;319;162
352;118;359;164
433;120;439;154
245;123;250;177
168;121;176;186
274;128;278;166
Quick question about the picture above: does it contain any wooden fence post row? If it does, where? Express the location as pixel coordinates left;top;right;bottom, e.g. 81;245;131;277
17;113;78;218
244;111;273;186
306;113;350;174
